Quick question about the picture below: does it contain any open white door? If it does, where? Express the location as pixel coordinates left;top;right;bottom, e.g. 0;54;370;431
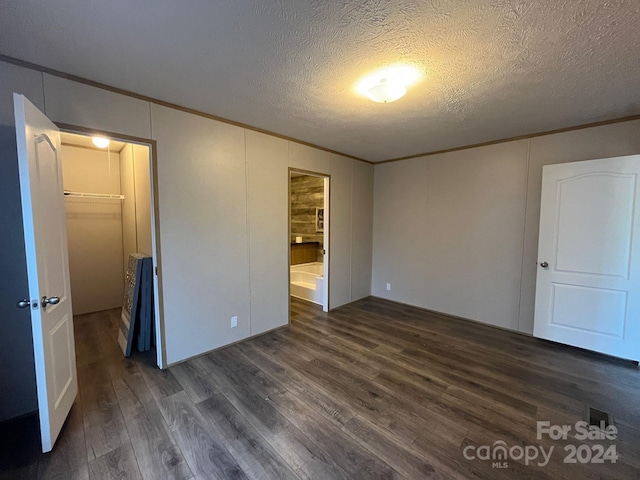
534;155;640;361
14;93;78;452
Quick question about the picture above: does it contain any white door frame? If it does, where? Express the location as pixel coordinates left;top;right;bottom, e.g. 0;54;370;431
288;168;331;320
58;124;167;369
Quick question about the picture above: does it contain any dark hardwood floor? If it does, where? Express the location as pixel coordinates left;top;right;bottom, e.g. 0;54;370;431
2;296;639;479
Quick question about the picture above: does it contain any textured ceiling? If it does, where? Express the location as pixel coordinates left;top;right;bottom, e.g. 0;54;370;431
1;1;639;162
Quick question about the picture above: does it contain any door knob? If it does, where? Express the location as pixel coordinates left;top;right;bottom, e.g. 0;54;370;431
540;261;549;268
17;299;31;309
41;296;60;309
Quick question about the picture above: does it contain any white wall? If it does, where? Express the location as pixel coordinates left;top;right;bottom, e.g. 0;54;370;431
133;144;153;256
151;108;374;363
152;104;252;363
0;58;374;418
372;120;640;334
44;74;152;139
120;144;137;269
351;160;374;301
120;142;153;270
62;145;124;314
246;131;289;336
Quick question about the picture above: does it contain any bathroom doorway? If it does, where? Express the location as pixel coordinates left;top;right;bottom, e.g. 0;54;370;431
289;169;329;313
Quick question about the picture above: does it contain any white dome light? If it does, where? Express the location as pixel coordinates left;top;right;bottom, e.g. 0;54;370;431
356;65;422;104
365;78;407;103
92;136;110;148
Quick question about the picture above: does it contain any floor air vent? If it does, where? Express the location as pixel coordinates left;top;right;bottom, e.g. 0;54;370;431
588;407;614;429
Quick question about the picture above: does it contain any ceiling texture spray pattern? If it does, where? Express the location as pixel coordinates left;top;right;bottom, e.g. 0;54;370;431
0;0;639;161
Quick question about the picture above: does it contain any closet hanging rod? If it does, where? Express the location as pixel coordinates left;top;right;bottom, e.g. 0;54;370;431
63;190;125;200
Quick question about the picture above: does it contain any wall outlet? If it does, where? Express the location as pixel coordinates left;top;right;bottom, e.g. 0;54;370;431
386;283;391;291
231;316;238;328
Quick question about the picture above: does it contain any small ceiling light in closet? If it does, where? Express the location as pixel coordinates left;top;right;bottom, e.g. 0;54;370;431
356;65;422;103
92;136;110;148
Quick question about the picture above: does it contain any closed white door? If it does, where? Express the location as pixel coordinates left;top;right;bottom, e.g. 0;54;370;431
14;93;78;452
534;155;640;361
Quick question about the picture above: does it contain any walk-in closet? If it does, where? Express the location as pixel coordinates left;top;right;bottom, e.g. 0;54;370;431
60;132;152;316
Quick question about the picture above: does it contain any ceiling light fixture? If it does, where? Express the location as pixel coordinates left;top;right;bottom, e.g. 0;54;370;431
365;78;407;103
356;65;422;104
92;136;110;149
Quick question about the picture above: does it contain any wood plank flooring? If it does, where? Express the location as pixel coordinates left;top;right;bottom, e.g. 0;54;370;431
2;296;639;479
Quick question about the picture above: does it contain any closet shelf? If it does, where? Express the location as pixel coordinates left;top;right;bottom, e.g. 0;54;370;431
64;190;124;200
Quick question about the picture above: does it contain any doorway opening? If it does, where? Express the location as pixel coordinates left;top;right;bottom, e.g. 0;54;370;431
59;131;163;367
289;169;330;316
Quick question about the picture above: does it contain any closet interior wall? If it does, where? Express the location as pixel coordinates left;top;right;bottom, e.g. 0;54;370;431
61;141;152;316
61;145;123;315
120;143;153;269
